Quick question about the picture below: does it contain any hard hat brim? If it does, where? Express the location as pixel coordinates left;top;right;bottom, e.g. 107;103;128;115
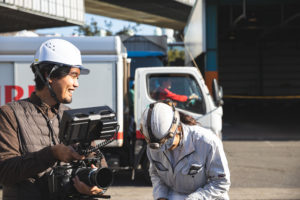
32;60;90;75
75;65;90;75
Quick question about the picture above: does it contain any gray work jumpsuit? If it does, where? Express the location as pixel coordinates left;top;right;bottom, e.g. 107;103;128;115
147;124;231;200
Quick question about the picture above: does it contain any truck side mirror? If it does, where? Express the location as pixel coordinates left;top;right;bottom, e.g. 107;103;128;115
212;78;224;107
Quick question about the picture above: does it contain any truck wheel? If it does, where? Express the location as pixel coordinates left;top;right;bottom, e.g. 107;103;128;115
142;157;151;185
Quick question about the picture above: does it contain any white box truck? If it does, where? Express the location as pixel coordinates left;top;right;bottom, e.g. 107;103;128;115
0;36;223;181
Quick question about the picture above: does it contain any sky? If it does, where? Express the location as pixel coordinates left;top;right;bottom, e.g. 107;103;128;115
36;13;159;36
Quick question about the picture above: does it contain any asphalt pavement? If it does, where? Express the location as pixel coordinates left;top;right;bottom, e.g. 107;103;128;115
222;99;300;200
104;140;300;200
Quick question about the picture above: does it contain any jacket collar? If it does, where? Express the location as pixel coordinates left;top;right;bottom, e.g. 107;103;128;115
30;92;60;118
178;124;196;160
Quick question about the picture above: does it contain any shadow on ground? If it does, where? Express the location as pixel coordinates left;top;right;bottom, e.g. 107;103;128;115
111;169;151;187
222;98;300;141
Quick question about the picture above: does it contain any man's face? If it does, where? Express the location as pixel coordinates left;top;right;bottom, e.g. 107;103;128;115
162;79;172;89
50;67;80;104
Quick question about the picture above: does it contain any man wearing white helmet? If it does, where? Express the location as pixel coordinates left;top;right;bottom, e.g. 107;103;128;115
0;39;105;200
140;100;230;200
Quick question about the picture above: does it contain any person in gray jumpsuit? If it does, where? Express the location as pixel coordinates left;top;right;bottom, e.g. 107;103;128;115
140;101;230;200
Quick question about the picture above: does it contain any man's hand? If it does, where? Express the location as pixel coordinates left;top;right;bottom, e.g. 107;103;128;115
51;144;85;162
72;164;104;196
73;176;104;195
188;93;199;100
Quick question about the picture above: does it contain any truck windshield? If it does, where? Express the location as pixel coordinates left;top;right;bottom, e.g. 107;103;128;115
148;74;206;114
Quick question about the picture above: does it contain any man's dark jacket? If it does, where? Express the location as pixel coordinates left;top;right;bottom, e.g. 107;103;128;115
0;93;68;200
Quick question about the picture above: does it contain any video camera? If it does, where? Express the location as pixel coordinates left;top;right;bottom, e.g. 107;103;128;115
48;106;118;200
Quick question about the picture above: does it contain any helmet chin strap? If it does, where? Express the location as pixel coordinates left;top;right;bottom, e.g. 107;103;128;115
33;64;61;104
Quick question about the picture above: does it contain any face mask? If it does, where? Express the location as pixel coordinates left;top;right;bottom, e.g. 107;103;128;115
149;130;178;152
149;138;172;152
150;136;175;153
164;136;175;150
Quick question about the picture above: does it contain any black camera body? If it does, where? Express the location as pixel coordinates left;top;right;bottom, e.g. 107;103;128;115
48;106;118;200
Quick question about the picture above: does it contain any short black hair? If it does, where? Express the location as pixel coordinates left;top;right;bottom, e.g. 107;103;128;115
31;62;71;91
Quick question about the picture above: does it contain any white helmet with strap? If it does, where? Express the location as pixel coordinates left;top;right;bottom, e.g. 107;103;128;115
31;39;89;103
32;38;89;74
140;101;180;149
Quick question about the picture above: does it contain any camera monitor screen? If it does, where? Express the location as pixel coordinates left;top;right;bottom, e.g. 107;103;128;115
59;106;118;145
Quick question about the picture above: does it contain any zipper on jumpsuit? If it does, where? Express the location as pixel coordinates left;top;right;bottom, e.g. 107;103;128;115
163;150;195;175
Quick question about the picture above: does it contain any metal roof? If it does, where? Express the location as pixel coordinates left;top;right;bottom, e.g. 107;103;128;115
0;36;126;55
0;0;84;33
85;0;193;30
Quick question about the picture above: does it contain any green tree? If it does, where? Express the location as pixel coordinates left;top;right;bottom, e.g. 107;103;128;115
168;49;185;66
75;19;141;36
115;23;141;36
75;18;112;36
104;20;113;36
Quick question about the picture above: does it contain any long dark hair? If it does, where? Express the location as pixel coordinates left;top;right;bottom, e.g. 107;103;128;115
160;99;200;126
179;111;199;126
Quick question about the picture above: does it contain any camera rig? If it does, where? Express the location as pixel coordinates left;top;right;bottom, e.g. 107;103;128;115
48;106;119;200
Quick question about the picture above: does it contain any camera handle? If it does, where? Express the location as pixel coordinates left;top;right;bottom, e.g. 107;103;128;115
80;125;120;156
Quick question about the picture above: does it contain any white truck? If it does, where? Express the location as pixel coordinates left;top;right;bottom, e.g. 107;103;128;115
0;36;223;181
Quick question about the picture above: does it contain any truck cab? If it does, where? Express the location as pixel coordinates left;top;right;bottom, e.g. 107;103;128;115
135;66;223;137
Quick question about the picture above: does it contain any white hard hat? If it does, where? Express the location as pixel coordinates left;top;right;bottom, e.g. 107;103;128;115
140;102;180;144
33;38;89;74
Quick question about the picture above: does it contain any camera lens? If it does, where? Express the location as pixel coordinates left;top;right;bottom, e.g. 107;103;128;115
91;167;113;188
76;167;113;189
